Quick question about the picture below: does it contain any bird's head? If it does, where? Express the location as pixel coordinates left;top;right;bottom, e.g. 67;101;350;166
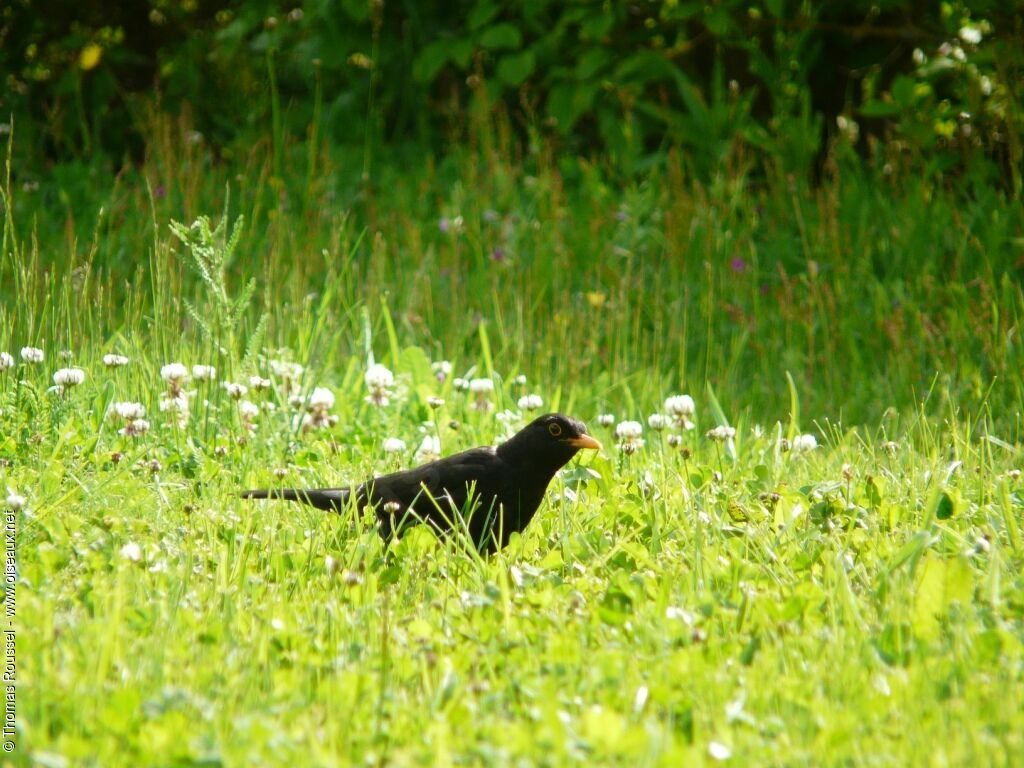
498;413;602;470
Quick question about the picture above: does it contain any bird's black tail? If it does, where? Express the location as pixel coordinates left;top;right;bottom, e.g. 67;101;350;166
240;488;349;512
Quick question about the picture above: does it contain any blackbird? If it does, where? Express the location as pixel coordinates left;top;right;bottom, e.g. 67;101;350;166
241;413;601;552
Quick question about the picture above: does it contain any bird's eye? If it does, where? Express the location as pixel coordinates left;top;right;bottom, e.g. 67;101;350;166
548;423;562;437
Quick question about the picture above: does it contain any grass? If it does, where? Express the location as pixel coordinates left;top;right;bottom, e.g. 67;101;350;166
3;116;1024;766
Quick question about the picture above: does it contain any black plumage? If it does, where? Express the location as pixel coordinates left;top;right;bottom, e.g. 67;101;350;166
241;413;601;552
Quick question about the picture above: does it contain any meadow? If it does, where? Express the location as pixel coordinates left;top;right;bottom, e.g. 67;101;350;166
3;107;1024;767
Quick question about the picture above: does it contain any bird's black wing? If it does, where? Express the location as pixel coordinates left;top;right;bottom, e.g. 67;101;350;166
364;447;509;543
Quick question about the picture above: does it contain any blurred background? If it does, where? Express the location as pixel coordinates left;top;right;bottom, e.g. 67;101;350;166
1;0;1022;424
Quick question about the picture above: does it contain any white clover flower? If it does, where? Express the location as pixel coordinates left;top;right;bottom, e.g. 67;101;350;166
469;378;494;393
112;401;146;421
792;434;818;453
383;437;407;454
615;421;643;440
648;413;669;431
518;394;543;411
5;490;26;510
303;387;337;431
664;394;696;429
881;440;900;455
365;363;395;407
427;396;445;409
269;359;303;378
192;364;217;381
53;368;86;387
325;554;340;575
664;394;695;416
102;353;129;367
513;374;527;386
238;400;260;419
365;363;395;390
160;362;189;383
432;360;452;382
159;393;191;427
597;413;615;427
415;435;441;462
248;375;271;391
615;421;645;454
308;387;335;410
452;377;469;391
119;542;143;563
119;419;150;437
0;352;13;371
959;25;982;45
705;425;736;442
21;347;44;363
58;350;73;360
468;377;495;411
222;381;248;399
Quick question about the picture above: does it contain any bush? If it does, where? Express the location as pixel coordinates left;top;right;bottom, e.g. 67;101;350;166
1;0;1021;185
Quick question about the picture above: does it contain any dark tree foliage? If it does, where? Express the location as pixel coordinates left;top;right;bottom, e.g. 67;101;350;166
1;0;1020;182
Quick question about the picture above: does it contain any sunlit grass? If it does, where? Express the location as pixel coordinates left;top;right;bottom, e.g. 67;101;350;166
3;124;1024;765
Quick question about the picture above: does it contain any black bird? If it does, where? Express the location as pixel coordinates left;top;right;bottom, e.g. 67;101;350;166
241;413;602;552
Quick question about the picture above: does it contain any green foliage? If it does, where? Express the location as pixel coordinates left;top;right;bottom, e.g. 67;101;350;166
2;1;1021;182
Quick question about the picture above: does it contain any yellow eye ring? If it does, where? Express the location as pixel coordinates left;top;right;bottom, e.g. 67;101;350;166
548;423;562;437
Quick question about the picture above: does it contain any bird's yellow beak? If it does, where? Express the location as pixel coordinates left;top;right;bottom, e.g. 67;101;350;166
564;434;602;451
